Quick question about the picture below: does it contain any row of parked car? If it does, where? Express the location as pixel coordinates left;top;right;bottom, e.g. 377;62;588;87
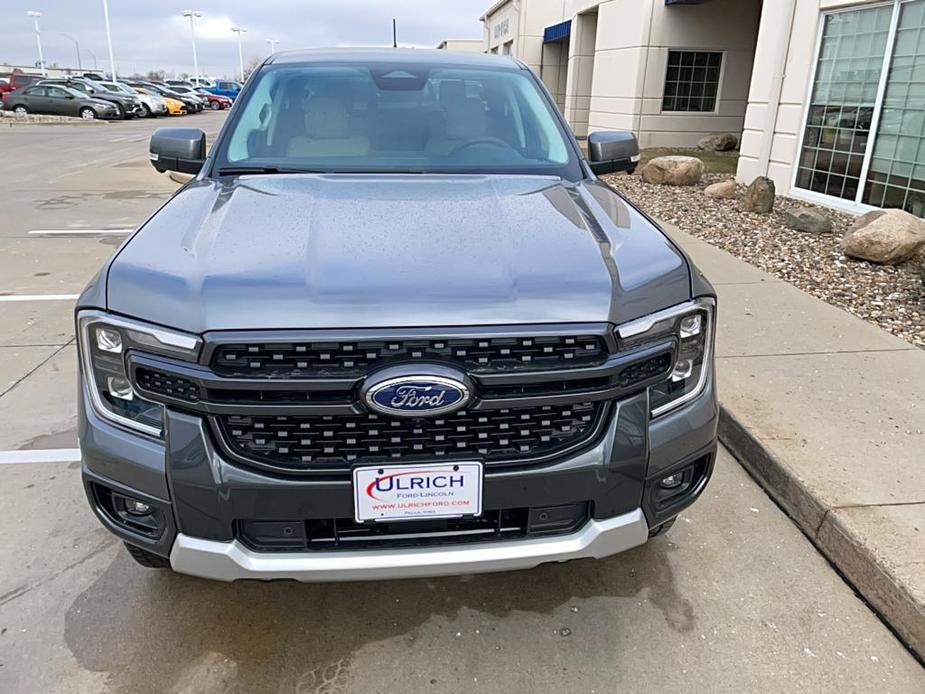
0;71;242;120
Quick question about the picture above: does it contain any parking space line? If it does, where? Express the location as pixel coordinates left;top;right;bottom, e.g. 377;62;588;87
0;448;80;465
0;294;79;302
28;229;133;236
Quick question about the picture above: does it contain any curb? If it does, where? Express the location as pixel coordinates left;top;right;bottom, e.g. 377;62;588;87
719;406;925;661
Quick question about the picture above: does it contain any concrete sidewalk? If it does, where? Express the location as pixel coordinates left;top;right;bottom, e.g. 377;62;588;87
661;222;925;660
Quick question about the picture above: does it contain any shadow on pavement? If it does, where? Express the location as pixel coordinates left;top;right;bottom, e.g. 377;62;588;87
64;539;691;693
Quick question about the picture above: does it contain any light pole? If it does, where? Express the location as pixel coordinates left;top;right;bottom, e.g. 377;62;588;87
85;48;98;71
266;38;279;55
59;33;82;71
27;11;46;76
231;26;247;81
101;0;116;79
182;10;202;82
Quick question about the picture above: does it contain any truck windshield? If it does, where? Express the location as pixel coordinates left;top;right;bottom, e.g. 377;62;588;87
216;62;580;178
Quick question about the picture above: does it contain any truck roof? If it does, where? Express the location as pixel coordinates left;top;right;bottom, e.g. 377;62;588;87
267;47;521;69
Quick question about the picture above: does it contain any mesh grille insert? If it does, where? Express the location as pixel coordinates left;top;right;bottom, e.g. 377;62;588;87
136;367;200;403
217;402;604;471
211;334;608;378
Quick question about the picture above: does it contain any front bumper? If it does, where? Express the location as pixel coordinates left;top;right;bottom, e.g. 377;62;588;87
170;510;648;582
79;370;717;581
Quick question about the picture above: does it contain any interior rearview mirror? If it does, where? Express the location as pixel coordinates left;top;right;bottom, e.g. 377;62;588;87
587;130;640;176
149;128;207;175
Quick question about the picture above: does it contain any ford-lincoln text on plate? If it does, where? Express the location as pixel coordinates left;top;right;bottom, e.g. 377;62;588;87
76;48;718;582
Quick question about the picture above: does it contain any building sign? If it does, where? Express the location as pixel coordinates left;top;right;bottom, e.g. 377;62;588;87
493;18;511;41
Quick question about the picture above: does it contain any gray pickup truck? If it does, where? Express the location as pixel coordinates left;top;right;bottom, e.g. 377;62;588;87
76;49;717;582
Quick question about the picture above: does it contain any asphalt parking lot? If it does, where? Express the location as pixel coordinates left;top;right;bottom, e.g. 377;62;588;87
1;113;923;694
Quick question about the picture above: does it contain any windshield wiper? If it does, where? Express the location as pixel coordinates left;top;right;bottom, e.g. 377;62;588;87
216;166;325;176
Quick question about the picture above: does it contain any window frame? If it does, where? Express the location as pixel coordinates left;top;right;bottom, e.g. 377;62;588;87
660;48;726;115
790;0;915;214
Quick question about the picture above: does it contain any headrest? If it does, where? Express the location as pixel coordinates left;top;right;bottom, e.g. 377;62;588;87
438;79;466;106
446;98;486;140
304;96;350;139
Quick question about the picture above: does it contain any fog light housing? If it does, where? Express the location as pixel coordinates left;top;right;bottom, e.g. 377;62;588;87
125;499;152;516
90;483;166;539
659;473;684;490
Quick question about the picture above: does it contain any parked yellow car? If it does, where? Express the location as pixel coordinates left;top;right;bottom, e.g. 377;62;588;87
133;86;186;115
162;95;187;115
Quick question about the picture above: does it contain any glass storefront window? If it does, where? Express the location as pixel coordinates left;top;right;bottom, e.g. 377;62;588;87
863;0;925;215
797;0;925;216
796;5;892;201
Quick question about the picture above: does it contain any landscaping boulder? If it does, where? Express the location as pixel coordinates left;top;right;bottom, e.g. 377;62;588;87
640;156;704;186
841;209;925;265
782;207;833;234
704;180;737;199
847;209;887;235
698;133;738;152
742;176;775;213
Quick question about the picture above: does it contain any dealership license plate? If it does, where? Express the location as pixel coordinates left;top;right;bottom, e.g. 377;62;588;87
352;462;483;522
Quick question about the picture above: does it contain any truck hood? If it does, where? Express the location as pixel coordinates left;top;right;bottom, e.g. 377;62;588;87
106;174;690;333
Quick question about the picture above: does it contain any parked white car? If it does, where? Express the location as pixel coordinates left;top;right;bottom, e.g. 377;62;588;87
108;81;167;117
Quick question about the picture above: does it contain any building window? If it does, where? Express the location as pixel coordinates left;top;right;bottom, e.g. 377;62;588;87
797;0;925;215
662;50;723;112
864;0;925;214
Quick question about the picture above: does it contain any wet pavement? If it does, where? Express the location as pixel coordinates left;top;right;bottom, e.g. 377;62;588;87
0;113;923;694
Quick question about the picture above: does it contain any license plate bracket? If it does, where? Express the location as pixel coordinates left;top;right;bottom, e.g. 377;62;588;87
352;462;483;523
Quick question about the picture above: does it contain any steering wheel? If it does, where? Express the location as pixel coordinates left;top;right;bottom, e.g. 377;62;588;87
450;137;517;156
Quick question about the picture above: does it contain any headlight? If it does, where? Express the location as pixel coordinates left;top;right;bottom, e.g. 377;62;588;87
616;298;715;417
77;311;201;437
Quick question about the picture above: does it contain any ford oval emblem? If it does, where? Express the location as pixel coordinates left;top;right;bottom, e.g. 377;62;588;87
365;374;470;417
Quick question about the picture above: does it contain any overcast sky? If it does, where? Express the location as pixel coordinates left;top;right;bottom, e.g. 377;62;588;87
4;1;488;78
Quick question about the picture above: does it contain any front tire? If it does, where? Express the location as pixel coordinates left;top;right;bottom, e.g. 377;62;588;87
124;542;171;569
648;517;676;538
141;103;152;118
113;103;125;119
13;104;29;115
210;100;220;110
79;107;96;120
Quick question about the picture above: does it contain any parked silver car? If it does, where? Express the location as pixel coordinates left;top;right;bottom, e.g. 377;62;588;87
105;81;168;117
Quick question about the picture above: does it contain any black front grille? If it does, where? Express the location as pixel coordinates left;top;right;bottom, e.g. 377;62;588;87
216;402;604;471
211;334;608;378
136;367;200;403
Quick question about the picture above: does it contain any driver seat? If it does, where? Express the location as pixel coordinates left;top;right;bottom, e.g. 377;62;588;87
425;98;487;156
286;96;370;158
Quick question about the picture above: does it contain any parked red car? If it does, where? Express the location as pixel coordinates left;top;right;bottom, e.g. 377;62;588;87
194;88;232;110
0;70;44;102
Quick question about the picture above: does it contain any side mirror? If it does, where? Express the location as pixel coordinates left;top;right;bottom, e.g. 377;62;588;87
149;127;206;175
587;130;640;176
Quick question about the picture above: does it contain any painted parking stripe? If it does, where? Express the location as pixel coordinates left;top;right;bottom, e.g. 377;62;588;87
0;448;81;465
0;294;79;302
28;229;133;236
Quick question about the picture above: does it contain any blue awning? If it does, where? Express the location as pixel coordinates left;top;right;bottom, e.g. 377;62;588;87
543;20;572;43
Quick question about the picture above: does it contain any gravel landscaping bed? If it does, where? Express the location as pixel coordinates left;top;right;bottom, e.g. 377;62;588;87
604;172;925;349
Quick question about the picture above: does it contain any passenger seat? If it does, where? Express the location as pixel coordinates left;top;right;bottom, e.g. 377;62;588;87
287;96;370;158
